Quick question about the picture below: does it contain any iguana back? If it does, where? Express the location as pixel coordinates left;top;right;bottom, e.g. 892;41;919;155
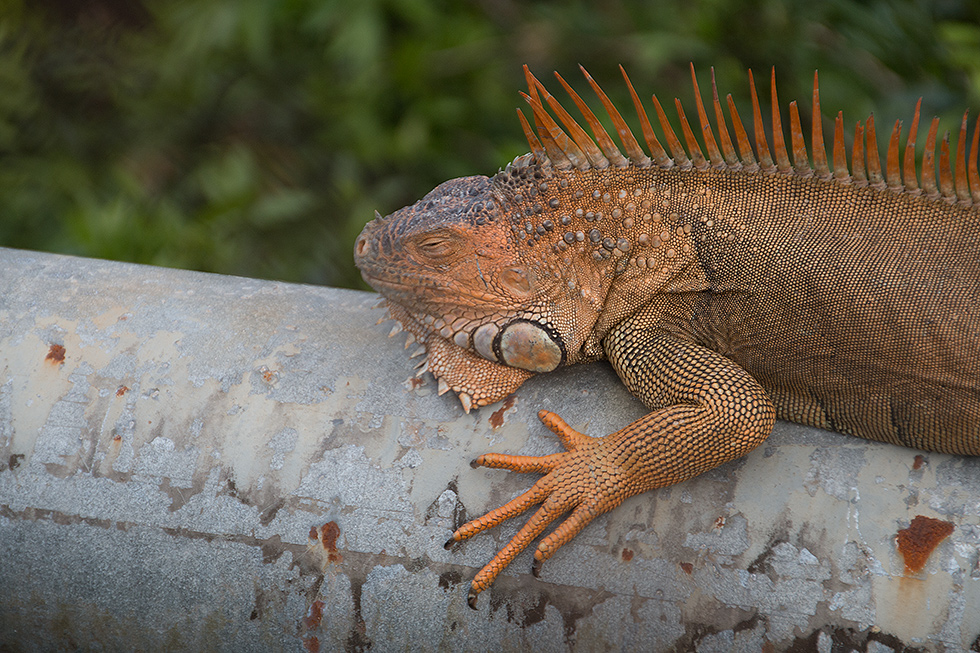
619;165;980;454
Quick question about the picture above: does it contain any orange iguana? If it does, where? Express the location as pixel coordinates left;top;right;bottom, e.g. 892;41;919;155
353;64;980;608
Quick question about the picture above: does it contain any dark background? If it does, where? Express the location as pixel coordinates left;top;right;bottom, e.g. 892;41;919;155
1;0;978;289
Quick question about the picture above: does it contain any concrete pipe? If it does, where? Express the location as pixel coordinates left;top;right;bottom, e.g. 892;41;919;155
1;247;978;651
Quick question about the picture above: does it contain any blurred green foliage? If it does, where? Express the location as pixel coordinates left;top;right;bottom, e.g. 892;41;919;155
0;0;977;288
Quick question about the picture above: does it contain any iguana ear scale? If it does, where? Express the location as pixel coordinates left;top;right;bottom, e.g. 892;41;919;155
498;320;564;373
499;267;532;295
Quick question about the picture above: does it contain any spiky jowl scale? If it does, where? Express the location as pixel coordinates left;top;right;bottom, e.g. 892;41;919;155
354;64;980;607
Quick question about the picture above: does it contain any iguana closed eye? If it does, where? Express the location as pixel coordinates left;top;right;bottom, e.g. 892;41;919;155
354;64;980;608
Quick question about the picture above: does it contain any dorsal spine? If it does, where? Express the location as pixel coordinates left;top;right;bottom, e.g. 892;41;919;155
516;64;980;210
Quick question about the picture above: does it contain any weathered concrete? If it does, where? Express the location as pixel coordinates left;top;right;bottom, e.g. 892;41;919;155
0;246;978;651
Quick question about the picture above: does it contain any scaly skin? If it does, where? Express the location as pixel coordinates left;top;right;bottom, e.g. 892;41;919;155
353;65;980;607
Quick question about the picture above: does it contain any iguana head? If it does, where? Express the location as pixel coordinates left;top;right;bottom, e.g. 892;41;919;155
354;157;610;411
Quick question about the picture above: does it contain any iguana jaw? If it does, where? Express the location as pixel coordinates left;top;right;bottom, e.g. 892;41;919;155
379;300;537;411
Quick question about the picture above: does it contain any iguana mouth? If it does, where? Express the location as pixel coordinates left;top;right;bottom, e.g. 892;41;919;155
362;267;516;309
358;273;416;295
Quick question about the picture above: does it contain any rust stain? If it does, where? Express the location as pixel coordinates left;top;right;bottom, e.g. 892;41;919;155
320;521;342;563
621;548;634;562
302;636;320;653
896;515;955;573
45;344;66;364
912;454;926;470
309;526;319;541
116;385;129;397
680;562;694;575
713;516;726;530
407;376;425;390
488;395;517;429
303;600;324;630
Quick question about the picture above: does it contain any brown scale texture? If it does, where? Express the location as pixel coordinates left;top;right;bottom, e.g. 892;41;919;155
365;163;980;602
498;163;980;455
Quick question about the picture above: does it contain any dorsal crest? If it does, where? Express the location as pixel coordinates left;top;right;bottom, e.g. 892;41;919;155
517;64;980;209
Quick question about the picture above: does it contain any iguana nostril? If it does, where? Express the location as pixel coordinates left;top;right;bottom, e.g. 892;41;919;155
355;234;369;258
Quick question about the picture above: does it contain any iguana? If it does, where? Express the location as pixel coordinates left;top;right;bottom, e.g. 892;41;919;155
353;64;980;608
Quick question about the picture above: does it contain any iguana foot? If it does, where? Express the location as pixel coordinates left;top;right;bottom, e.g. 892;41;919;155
447;331;776;609
446;409;635;609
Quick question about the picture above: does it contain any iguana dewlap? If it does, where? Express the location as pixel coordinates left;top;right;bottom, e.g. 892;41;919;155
353;64;980;607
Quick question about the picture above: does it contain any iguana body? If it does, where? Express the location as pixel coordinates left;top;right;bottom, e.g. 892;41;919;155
353;65;980;606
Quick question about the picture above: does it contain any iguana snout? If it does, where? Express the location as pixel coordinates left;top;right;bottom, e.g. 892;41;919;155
356;176;496;297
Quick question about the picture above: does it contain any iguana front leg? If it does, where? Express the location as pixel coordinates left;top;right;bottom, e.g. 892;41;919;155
446;313;776;607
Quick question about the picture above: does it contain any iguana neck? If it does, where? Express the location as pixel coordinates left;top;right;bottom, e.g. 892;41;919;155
494;162;728;357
